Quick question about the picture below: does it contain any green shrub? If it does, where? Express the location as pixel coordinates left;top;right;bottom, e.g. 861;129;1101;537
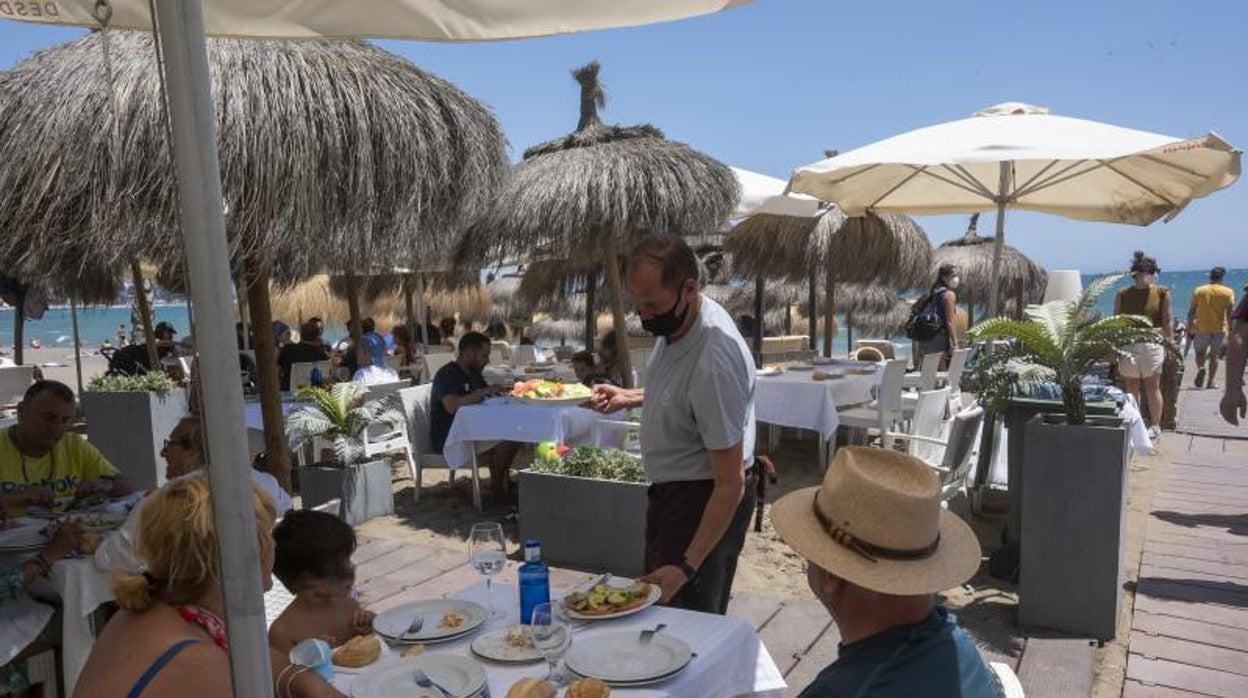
87;372;177;395
530;446;647;484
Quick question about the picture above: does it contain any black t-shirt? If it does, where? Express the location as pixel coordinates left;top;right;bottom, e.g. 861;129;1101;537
278;341;330;390
430;361;486;454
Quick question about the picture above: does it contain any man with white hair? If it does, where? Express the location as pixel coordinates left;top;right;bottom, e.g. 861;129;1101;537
770;447;997;697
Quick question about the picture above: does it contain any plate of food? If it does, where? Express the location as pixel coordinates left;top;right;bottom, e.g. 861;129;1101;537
349;655;486;698
0;523;47;552
65;512;129;533
562;578;660;620
372;599;486;644
510;379;592;406
756;365;783;377
470;625;543;663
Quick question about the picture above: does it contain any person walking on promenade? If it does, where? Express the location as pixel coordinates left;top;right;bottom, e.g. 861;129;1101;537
1187;266;1236;389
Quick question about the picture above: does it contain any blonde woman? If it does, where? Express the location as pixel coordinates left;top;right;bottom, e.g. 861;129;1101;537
75;474;342;697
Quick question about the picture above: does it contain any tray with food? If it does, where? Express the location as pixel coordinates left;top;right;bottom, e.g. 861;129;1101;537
562;579;660;620
510;379;592;406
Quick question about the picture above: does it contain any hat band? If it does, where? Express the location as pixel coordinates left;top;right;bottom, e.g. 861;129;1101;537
812;496;940;564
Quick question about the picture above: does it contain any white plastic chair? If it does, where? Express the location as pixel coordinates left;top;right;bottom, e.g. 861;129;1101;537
402;384;484;511
361;392;416;489
899;388;951;464
422;352;456;384
837;359;907;447
903;351;942;391
939;347;972;409
990;661;1025;697
0;365;35;407
512;345;539;366
288;360;334;392
629;348;652;387
886;405;985;504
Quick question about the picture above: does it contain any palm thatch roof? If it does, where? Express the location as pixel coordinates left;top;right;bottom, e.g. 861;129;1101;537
728;207;931;287
325;271;479;305
530;317;583;343
0;31;507;288
454;61;737;266
933;218;1047;314
270;274;492;326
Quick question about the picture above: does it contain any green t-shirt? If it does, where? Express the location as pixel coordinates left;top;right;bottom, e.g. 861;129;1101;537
1;429;117;515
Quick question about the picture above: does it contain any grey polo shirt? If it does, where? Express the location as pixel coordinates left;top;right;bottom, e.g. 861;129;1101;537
639;295;756;484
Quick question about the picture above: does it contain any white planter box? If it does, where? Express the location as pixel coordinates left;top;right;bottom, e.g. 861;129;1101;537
518;469;648;577
82;388;189;492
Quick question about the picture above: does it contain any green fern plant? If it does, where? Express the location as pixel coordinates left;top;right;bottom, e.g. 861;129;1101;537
970;274;1175;425
286;383;404;466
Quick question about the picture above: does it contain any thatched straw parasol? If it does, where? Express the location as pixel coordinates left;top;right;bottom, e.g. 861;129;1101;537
456;61;737;386
0;31;507;487
728;206;930;356
933;214;1047;323
274;274;493;330
530;317;583;345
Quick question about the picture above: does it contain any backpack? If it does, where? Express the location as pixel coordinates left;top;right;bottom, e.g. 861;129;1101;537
905;290;945;342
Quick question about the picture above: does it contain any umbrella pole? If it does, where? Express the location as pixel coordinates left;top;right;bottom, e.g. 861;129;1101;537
70;295;84;395
988;162;1010;318
846;309;854;355
415;274;429;347
12;287;24;366
785;304;793;335
236;275;250;351
584;269;598;349
808;270;817;352
403;276;418;358
822;273;836;359
245;274;291;491
345;271;363;347
603;241;635;389
131;259;160;370
753;276;764;366
151;2;271;694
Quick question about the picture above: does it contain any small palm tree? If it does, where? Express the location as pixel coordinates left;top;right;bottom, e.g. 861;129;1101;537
286;383;404;466
970;275;1174;426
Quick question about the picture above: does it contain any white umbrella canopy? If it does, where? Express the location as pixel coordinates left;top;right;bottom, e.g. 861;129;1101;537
2;0;749;38
789;102;1241;315
731;166;821;219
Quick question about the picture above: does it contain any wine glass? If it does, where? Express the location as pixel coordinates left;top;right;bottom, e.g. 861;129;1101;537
529;602;571;686
469;522;507;622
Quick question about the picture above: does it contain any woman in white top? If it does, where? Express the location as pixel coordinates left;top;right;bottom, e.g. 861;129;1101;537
97;416;292;572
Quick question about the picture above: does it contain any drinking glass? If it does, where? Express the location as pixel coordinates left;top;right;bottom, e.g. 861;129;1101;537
469;522;507;621
529;602;571;686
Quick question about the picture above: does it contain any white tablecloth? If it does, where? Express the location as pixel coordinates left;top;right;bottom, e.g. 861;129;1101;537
754;370;881;439
332;580;786;697
442;399;615;470
51;557;115;691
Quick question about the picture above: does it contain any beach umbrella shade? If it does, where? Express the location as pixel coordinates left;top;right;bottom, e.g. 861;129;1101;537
789;101;1242;316
933;215;1047;324
730;166;822;219
0;3;749;693
456;61;738;386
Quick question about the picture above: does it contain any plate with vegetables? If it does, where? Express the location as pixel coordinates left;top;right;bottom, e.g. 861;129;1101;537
510;379;592;406
562;578;660;620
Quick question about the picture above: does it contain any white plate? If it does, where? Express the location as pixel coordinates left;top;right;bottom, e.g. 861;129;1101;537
0;525;47;551
562;579;662;621
756;367;781;377
469;626;543;663
373;600;486;644
512;395;589;407
565;631;692;684
349;656;486;698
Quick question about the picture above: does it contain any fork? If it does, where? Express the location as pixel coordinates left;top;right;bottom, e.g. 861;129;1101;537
640;623;667;644
403;615;425;639
412;665;453;698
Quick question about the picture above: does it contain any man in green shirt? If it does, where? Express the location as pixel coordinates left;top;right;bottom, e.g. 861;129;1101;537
771;447;998;697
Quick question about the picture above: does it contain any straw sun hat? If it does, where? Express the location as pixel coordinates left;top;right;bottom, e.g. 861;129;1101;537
770;447;981;596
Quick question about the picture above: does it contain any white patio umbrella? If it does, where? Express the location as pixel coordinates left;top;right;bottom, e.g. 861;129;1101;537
2;3;749;696
731;166;822;219
789;102;1241;316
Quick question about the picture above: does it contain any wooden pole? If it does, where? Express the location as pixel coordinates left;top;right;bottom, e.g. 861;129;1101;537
403;276;418;361
131;260;160;370
344;271;363;346
584;268;599;349
246;273;291;491
70;296;84;395
822;271;836;359
1014;277;1025;320
753;276;764;366
12;287;24;366
235;274;250;351
846;309;854;355
785;304;793;335
603;242;634;389
808;269;817;351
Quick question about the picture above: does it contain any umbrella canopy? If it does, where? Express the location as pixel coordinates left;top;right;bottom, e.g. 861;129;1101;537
6;1;750;39
0;31;507;286
457;61;737;385
789;101;1241;315
731;166;821;219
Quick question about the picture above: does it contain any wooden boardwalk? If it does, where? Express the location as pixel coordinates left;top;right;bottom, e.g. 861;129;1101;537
1124;391;1248;696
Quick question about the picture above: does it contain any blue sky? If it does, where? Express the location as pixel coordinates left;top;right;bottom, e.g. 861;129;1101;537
2;0;1245;274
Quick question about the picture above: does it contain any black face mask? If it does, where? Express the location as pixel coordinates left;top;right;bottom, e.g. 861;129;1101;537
641;292;690;338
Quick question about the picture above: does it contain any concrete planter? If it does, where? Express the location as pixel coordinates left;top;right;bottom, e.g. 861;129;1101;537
298;458;394;525
518;470;648;577
82;388;189;491
1019;414;1129;640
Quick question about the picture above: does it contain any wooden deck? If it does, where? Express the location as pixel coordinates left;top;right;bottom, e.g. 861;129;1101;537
1124;427;1248;697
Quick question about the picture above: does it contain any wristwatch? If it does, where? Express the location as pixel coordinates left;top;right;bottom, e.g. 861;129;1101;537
676;557;699;582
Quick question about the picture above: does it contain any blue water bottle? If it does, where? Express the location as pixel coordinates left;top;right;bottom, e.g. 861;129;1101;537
518;538;550;625
310;365;323;387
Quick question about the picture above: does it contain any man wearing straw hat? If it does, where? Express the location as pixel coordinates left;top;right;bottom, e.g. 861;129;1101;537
771;447;997;697
590;233;757;614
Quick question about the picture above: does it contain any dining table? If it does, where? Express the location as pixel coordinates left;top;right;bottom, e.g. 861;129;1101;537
753;363;883;441
442;397;624;471
330;579;786;697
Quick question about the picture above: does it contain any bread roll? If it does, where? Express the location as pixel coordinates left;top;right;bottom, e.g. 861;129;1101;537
331;634;381;668
506;677;557;698
566;677;611;698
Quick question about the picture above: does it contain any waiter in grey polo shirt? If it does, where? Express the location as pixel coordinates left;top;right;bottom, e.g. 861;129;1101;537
589;233;757;614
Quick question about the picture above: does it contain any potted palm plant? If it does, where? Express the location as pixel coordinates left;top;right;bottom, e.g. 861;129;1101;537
286;383;404;525
971;275;1172;640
